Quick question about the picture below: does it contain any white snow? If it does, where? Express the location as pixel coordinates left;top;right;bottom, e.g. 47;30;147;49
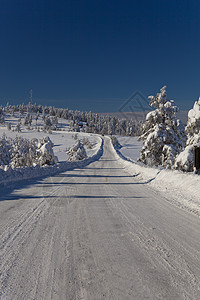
138;86;186;168
175;97;200;172
67;140;88;161
109;136;200;216
0;135;103;185
188;97;200;125
0;112;103;184
1;107;200;217
117;136;143;162
0;126;100;162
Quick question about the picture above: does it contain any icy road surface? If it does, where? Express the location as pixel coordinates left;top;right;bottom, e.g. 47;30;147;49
1;137;200;299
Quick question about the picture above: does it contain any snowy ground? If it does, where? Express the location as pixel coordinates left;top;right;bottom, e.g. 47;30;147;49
0;112;100;162
117;136;143;162
0;129;99;162
0;112;103;185
1;110;200;217
1;136;200;299
111;136;200;217
1;111;200;298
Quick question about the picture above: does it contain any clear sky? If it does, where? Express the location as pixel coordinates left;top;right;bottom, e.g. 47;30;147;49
0;0;200;112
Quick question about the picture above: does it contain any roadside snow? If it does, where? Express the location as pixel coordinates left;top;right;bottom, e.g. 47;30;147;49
117;136;143;162
0;110;103;184
0;128;98;162
109;136;200;216
0;127;103;184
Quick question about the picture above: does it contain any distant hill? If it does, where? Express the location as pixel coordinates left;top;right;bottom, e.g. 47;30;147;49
99;110;188;125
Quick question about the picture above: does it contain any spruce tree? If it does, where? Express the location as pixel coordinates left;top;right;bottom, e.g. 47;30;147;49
175;97;200;172
138;86;186;168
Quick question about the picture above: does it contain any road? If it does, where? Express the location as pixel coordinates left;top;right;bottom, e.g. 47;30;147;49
1;137;200;299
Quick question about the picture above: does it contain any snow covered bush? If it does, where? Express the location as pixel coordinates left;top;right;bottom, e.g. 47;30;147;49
38;136;54;148
24;113;32;126
0;110;5;125
186;97;200;138
51;116;58;130
174;145;194;172
37;139;58;166
43;116;52;132
7;122;11;131
15;123;21;132
42;115;58;132
10;137;38;168
0;134;12;167
175;97;200;172
0;135;57;169
67;140;87;161
138;86;186;168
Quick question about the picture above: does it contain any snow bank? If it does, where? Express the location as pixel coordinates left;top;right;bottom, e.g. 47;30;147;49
0;136;103;185
108;136;200;216
117;136;143;162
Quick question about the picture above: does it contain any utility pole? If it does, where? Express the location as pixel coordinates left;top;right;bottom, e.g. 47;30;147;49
30;89;33;104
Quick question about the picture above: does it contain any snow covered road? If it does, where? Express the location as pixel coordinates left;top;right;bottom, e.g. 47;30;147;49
1;137;200;299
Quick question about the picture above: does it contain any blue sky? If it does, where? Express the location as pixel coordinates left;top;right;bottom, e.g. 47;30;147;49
0;0;200;112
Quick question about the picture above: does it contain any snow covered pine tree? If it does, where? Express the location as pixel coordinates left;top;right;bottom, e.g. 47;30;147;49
138;86;186;168
67;140;87;161
175;97;200;172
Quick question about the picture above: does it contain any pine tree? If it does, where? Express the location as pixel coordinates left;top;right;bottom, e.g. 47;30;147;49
138;86;186;168
175;97;200;172
67;140;87;161
7;122;11;131
0;108;5;125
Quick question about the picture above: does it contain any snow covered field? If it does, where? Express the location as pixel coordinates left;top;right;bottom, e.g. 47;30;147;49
0;113;103;185
0;114;99;162
117;136;143;162
0;129;100;162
